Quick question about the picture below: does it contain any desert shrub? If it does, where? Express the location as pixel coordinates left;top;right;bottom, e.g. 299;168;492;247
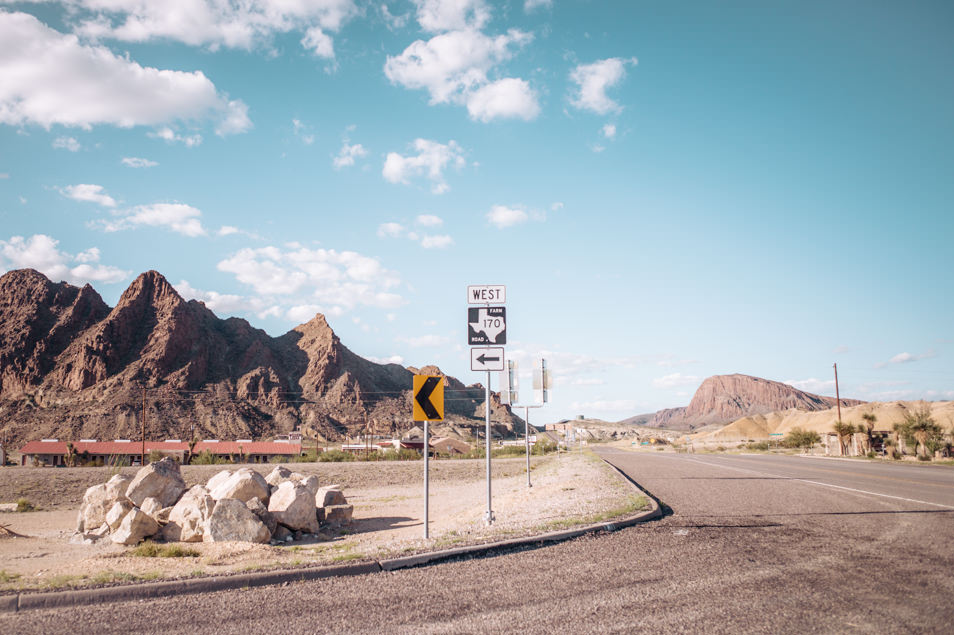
0;570;21;583
866;451;876;459
131;541;200;558
191;450;228;465
377;448;422;461
747;442;770;451
495;445;527;457
656;446;666;451
147;450;165;463
917;454;932;462
716;446;727;452
16;498;34;512
318;449;355;462
532;440;557;456
290;451;319;463
268;455;290;464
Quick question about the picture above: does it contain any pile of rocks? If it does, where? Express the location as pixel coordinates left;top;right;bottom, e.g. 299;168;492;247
74;458;353;546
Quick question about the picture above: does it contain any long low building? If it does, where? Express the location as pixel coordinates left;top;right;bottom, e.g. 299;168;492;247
18;439;303;466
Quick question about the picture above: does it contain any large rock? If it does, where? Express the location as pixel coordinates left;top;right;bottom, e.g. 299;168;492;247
265;465;292;486
324;504;353;527
111;507;159;545
268;481;319;533
246;498;278;535
315;486;347;507
203;498;271;544
140;497;163;519
206;470;233;492
105;499;134;532
163;485;215;542
126;457;186;508
105;474;132;502
78;474;132;531
299;475;320;496
210;468;269;504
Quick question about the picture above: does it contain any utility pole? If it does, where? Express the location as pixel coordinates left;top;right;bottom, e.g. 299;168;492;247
833;363;842;422
141;386;146;466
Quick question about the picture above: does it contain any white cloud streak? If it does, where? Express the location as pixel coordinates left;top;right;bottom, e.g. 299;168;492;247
121;157;158;168
99;203;207;237
61;184;117;207
0;11;250;135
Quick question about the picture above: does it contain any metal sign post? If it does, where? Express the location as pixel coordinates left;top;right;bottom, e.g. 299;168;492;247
413;375;444;539
484;370;494;525
512;358;549;488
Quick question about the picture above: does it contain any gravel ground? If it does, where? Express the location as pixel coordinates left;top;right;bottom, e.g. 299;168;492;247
0;450;644;591
2;447;951;633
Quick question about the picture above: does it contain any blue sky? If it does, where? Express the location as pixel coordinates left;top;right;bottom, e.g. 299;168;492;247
1;0;952;423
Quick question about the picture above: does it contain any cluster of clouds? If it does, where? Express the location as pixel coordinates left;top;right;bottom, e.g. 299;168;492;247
382;138;466;194
377;214;453;249
0;234;129;285
0;11;250;136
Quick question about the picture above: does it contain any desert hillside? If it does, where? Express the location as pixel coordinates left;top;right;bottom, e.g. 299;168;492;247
0;269;521;445
689;400;954;442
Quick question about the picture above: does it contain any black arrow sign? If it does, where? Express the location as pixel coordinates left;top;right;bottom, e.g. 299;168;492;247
476;353;501;364
415;376;441;420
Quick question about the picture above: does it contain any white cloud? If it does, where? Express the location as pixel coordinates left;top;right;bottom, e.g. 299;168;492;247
524;0;552;12
175;279;247;315
52;137;81;152
413;0;490;32
551;201;564;211
783;378;836;394
367;354;405;365
217;244;404;316
377;222;405;238
384;28;538;121
100;203;206;237
399;334;450;347
601;123;616;138
0;234;129;285
419;234;453;249
486;204;528;228
61;184;117;207
0;12;251;135
568;399;643;415
652;373;700;389
121;157;158;168
150;127;203;147
301;26;335;60
380;4;409;30
382;138;465;194
218;226;240;236
415;214;443;227
882;350;937;367
333;141;368;168
569;57;637;115
573;378;607;386
69;0;358;55
466;77;540;122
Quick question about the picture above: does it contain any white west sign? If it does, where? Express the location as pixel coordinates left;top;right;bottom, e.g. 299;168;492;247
467;285;506;304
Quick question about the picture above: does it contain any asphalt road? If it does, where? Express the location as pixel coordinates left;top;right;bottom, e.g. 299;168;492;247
4;451;953;634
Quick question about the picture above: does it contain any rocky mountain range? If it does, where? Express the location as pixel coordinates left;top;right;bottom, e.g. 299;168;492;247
0;269;521;446
621;374;864;431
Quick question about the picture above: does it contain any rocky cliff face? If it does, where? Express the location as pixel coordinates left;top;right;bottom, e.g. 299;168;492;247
644;374;863;431
0;269;521;445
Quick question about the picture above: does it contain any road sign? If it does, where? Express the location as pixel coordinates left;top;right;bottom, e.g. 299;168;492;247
467;285;506;304
471;347;505;372
499;359;518;404
413;375;444;421
468;306;506;345
532;359;551;404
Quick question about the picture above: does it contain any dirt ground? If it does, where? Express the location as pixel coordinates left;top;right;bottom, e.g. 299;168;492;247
0;451;645;592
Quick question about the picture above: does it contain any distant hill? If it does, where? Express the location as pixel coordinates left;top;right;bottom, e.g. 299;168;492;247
0;269;521;445
690;400;954;442
634;374;863;431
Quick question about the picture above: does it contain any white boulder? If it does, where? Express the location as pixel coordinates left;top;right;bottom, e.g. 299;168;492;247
125;458;186;508
110;507;159;545
268;481;320;533
203;498;271;544
265;465;292;486
315;486;347;508
205;469;233;492
105;499;134;532
210;468;269;504
163;485;215;543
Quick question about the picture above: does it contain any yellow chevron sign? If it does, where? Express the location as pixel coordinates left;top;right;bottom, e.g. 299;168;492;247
413;375;444;421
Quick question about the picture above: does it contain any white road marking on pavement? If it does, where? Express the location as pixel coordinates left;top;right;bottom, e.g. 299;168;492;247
679;455;954;510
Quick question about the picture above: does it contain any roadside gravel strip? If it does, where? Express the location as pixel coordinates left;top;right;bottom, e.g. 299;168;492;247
0;457;660;613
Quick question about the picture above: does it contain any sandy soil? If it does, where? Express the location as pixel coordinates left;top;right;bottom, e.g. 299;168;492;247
0;451;644;591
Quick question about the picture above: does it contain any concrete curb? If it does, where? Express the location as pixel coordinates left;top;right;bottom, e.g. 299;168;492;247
0;457;660;614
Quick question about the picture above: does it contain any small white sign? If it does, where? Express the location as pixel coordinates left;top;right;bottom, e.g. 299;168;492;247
467;285;506;305
471;347;505;372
